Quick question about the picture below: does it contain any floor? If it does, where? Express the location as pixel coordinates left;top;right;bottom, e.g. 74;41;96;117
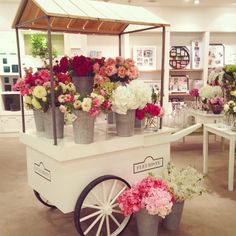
0;136;236;236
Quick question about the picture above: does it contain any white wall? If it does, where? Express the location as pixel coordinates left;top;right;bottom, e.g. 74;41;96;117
148;7;236;32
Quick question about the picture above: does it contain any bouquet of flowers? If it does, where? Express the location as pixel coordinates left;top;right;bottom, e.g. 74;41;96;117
208;70;224;86
94;56;139;84
162;162;206;202
118;176;174;217
199;85;222;99
224;100;236;115
111;80;152;114
60;91;106;116
53;55;105;77
189;88;199;97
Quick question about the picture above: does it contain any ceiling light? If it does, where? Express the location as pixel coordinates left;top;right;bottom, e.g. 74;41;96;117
194;0;200;4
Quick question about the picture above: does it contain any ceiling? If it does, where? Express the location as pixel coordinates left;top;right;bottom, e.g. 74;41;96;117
1;0;236;7
97;0;236;7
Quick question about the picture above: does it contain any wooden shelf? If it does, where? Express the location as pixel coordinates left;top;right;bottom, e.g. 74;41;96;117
139;70;161;72
169;92;191;97
0;91;20;95
170;69;203;72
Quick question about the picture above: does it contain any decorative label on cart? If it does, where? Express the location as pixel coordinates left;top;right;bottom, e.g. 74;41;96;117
34;162;51;182
133;156;163;174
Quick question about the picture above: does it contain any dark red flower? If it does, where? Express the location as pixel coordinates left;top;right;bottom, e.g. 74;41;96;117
136;109;145;120
59;56;69;73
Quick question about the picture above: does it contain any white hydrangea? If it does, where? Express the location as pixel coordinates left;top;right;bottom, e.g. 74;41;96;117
224;104;229;111
128;80;152;109
111;85;137;114
199;85;222;99
81;97;92;112
162;162;206;202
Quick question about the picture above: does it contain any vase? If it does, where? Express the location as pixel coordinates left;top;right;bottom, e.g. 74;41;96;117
43;107;64;139
231;114;236;131
107;111;115;124
114;109;135;137
136;209;162;236
211;104;223;114
145;117;159;132
162;201;184;231
33;109;45;132
135;117;145;128
72;75;94;97
73;110;95;144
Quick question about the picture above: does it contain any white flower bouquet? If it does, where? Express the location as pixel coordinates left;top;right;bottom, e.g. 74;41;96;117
199;85;222;99
162;162;206;202
111;80;152;114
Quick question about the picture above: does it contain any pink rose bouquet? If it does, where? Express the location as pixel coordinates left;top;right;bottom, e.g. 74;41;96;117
136;103;161;121
94;56;139;85
118;176;174;217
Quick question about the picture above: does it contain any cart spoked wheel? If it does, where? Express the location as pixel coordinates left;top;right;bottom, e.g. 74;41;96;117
33;190;56;208
74;175;131;236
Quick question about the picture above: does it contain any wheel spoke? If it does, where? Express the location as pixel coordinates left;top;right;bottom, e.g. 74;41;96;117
112;209;123;214
80;210;102;222
109;214;121;227
82;204;102;210
111;203;119;208
91;189;103;206
106;215;110;235
84;213;103;235
102;181;106;204
107;180;117;203
110;186;127;205
96;215;105;236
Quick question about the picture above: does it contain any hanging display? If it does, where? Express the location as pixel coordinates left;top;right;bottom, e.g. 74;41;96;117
208;44;225;68
169;46;190;69
191;40;203;69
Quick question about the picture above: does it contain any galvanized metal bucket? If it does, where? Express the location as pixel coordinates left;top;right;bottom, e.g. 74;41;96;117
33;109;45;132
73;110;95;144
136;208;161;236
115;109;135;137
43;107;64;139
72;75;94;97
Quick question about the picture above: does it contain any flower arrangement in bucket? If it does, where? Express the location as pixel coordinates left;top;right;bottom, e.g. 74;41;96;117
208;96;224;114
60;91;107;144
118;176;174;236
189;88;199;109
224;101;236;131
199;85;223;112
94;57;139;85
13;68;51;132
135;103;164;131
111;80;152;136
53;55;105;96
161;162;206;230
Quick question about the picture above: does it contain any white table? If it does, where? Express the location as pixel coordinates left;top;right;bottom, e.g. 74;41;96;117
203;123;236;191
188;109;224;124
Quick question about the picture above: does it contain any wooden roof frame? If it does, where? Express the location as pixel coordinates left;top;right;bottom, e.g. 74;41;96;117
13;0;169;145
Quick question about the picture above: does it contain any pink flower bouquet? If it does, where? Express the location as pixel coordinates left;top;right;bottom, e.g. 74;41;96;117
118;176;174;217
189;88;199;97
94;57;139;85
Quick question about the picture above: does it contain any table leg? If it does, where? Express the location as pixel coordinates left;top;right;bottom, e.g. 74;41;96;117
203;127;209;174
228;138;235;191
221;137;225;152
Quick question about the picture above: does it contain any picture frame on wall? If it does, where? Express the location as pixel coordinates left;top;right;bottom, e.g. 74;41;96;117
169;75;189;93
208;44;225;68
191;40;203;69
169;46;190;69
133;46;157;71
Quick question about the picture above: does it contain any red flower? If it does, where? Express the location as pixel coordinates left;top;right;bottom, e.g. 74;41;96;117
59;56;69;73
56;73;71;84
144;103;161;117
136;109;145;120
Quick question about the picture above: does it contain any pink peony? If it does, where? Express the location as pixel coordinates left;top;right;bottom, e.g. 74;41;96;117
89;107;99;116
189;88;199;97
105;65;117;77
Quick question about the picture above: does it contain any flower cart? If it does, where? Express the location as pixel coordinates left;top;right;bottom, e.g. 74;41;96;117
19;125;174;235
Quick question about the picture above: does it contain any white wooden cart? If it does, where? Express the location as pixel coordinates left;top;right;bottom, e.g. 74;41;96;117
19;123;200;236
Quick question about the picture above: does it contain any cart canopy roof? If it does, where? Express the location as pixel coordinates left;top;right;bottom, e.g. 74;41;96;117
12;0;169;34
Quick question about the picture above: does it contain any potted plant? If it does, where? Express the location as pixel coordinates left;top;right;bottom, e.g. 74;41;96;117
161;162;206;230
118;176;174;236
111;80;152;136
60;91;107;144
208;96;224;114
53;55;105;97
31;33;58;68
224;100;236;130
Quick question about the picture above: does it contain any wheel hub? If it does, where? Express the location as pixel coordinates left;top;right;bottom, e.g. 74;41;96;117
103;204;112;215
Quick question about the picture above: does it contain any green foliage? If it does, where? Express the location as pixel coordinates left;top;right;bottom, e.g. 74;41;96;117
31;34;58;66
